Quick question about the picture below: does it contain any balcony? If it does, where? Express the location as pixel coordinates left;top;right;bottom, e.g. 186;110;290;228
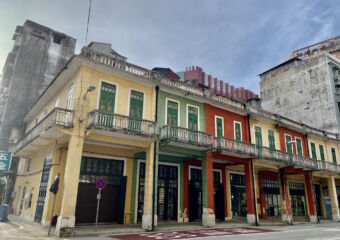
87;110;157;139
16;108;73;154
160;125;213;150
214;137;256;158
314;160;340;173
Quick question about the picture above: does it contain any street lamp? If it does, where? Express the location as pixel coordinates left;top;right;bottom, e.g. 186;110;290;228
83;85;96;100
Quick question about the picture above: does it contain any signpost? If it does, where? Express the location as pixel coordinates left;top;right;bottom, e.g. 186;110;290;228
0;151;12;203
95;178;106;232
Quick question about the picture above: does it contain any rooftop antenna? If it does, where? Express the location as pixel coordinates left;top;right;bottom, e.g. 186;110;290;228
85;0;92;46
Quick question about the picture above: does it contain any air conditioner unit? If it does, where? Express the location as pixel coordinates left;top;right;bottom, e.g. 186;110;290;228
8;138;17;144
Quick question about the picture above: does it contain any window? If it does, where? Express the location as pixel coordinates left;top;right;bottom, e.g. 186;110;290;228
310;143;317;159
234;122;242;142
129;90;144;119
187;106;198;130
296;138;303;157
255;126;262;147
319;145;325;162
215;116;223;137
167;100;178;126
268;129;275;150
53;35;62;44
285;135;293;154
26;158;31;172
55;98;59;108
331;148;337;164
99;82;116;113
66;82;74;110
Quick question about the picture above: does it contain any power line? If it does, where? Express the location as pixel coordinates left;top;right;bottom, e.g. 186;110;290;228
85;0;92;46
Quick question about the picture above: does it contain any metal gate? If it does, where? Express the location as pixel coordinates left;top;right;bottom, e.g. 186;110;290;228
34;157;52;222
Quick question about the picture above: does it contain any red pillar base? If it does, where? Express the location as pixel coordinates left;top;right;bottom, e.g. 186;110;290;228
304;172;317;223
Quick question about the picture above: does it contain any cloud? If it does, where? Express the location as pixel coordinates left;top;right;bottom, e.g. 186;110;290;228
0;0;339;94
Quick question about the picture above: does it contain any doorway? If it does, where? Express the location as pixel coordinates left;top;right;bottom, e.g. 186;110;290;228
230;173;247;217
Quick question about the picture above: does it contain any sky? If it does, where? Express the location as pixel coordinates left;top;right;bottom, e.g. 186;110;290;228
0;0;340;93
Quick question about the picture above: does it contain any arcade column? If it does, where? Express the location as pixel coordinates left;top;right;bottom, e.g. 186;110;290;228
55;132;84;237
327;176;340;221
278;168;293;225
201;152;215;227
244;160;258;225
304;172;317;223
142;143;157;230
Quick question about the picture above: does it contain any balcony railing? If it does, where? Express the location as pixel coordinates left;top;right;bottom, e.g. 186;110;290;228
88;110;157;138
214;137;256;156
160;125;213;148
314;160;340;173
16;108;73;152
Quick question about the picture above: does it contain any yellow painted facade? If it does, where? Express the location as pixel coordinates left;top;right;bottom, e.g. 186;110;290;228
12;60;157;235
249;118;280;150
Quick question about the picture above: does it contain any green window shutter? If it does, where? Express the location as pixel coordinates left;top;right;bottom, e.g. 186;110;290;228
331;148;337;164
188;106;198;130
311;143;317;159
129;90;144;119
234;122;241;142
188;106;198;142
167;100;178;126
319;145;325;161
268;130;275;150
216;117;223;137
296;138;303;157
99;82;116;112
285;135;293;154
255;126;262;147
255;126;262;158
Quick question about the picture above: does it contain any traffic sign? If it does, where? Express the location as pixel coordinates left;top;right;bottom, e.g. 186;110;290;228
95;178;106;190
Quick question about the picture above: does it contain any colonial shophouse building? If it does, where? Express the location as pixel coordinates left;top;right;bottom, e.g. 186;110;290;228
10;42;340;237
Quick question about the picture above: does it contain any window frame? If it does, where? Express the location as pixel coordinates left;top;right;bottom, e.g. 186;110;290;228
165;98;180;126
215;115;224;137
233;121;242;142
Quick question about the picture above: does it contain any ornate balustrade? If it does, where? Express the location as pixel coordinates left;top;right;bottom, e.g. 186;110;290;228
160;125;213;148
88;110;157;138
16;108;73;152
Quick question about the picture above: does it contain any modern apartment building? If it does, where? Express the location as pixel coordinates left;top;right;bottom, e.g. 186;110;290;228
10;41;340;237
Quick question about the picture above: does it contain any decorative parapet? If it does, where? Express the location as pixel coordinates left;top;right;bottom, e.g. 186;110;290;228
160;125;213;148
16;108;73;152
88;110;157;138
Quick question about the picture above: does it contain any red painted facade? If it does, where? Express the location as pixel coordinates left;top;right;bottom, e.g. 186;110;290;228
205;103;250;142
277;126;308;157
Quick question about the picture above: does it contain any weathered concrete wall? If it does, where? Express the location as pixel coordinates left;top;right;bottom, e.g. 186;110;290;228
260;55;340;134
0;20;76;150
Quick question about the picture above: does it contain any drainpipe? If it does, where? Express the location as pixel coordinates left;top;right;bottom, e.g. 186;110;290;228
305;134;319;222
152;86;159;231
247;114;258;226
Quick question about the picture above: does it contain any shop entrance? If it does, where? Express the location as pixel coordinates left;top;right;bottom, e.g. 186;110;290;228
263;179;281;217
75;156;126;224
189;168;224;221
230;173;246;217
289;182;306;216
137;162;178;222
314;184;322;217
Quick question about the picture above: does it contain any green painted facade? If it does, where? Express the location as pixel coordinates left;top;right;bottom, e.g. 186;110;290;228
157;90;205;131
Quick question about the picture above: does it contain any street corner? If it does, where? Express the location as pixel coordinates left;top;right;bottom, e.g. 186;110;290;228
109;227;275;240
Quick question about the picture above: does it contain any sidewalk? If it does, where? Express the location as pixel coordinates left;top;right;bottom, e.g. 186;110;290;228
1;214;338;239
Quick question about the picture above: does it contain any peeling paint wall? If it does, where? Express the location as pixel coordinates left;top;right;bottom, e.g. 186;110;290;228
260;55;340;134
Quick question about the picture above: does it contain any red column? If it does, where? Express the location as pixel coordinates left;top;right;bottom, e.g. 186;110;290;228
183;162;189;221
282;169;292;216
258;175;267;219
305;172;317;222
244;160;256;224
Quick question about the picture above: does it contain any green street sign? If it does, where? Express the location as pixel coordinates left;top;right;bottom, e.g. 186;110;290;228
0;151;12;173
